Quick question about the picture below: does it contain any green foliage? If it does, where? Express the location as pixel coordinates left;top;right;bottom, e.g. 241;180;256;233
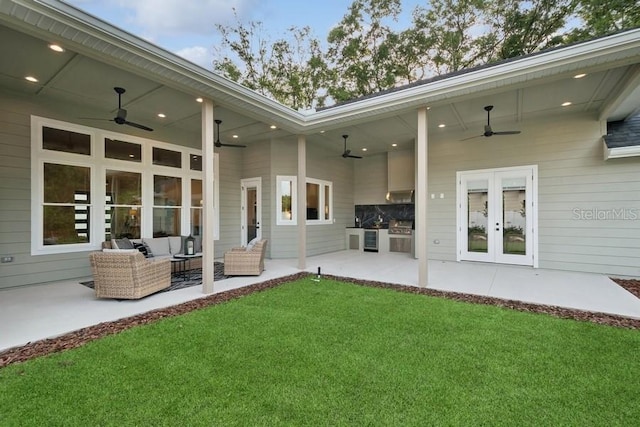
2;279;640;425
212;0;638;108
567;0;640;41
213;10;330;110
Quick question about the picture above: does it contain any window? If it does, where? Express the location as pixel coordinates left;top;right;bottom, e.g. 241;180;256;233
105;170;142;240
190;154;202;171
276;176;297;225
153;175;182;237
105;138;141;162
190;179;202;236
31;116;217;255
275;176;332;225
306;178;332;224
153;147;181;168
43;126;90;155
42;163;91;245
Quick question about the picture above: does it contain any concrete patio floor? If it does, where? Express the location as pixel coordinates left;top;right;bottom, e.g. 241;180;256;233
1;251;639;353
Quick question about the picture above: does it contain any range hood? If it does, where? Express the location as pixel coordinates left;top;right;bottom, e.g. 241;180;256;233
385;190;414;204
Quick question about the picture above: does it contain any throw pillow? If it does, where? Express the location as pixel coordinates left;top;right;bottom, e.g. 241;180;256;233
112;237;134;249
247;237;259;251
133;242;149;258
142;242;154;258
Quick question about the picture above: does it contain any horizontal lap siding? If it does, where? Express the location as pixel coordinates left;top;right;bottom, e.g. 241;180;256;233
0;98;96;288
269;139;298;258
427;113;640;276
306;142;354;257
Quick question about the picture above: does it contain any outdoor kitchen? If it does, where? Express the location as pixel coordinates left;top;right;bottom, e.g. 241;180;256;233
346;202;415;256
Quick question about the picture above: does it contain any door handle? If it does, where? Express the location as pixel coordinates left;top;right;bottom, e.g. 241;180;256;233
495;222;500;231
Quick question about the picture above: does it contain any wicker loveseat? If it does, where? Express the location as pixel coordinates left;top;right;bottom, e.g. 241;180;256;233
89;250;171;299
224;239;268;276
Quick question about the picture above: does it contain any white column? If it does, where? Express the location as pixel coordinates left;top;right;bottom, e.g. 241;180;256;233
416;107;429;287
297;135;307;270
201;99;215;293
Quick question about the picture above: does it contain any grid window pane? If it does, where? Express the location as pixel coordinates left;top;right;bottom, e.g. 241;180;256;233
44;163;91;204
153;147;181;168
43;127;90;155
105;138;141;162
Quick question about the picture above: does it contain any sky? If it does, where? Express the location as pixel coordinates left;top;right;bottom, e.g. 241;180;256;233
65;0;423;69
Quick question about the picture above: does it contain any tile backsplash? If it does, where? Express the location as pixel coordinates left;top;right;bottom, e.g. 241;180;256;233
354;203;415;228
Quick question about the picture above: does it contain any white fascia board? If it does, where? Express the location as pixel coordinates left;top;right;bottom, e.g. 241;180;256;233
305;28;640;129
603;140;640;160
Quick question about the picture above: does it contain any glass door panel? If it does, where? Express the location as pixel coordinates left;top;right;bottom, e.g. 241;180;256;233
467;179;489;254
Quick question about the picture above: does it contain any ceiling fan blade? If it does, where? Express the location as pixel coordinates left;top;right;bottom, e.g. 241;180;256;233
214;119;246;148
215;142;246;148
461;134;483;141
124;120;153;132
492;130;521;135
341;134;361;158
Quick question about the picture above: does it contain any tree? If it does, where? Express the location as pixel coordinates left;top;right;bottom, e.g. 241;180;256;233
213;11;331;110
326;0;403;102
411;0;490;75
487;0;576;60
567;0;640;41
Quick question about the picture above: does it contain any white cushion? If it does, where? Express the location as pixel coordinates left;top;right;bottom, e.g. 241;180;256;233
168;236;182;255
102;248;138;253
247;237;259;251
142;237;170;256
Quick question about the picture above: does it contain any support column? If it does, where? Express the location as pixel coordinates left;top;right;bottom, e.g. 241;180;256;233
201;99;215;293
416;107;429;287
297;135;307;270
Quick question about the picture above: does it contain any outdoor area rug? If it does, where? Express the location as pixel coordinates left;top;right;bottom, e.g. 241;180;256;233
80;262;229;293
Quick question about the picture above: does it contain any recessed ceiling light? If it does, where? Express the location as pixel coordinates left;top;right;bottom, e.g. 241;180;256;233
561;101;572;107
573;73;587;79
49;44;64;52
232;134;239;139
196;97;203;103
391;143;398;147
25;76;38;82
157;113;166;118
362;148;367;152
320;130;325;134
438;123;446;128
129;154;135;158
270;125;277;129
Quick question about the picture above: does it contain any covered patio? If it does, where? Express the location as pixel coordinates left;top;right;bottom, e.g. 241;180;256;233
2;253;639;353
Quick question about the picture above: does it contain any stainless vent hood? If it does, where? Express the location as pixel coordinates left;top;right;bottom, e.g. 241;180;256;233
385;190;414;204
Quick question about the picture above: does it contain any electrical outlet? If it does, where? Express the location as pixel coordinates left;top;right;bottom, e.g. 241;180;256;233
1;256;14;263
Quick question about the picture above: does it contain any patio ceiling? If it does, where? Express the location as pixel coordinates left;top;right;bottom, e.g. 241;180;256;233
1;1;639;157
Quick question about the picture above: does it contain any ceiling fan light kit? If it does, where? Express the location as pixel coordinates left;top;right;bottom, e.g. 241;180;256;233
341;134;362;159
214;119;246;148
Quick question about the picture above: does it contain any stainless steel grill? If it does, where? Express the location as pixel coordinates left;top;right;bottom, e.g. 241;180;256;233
388;219;413;235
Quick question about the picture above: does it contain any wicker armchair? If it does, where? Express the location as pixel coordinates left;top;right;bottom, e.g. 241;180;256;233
89;251;171;299
224;239;268;276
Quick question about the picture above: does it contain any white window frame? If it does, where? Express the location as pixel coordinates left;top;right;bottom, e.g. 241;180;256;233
276;175;297;225
30;115;218;255
306;177;333;225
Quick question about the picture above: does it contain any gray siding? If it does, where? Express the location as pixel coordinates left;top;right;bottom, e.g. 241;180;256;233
425;113;640;276
306;141;354;256
354;153;387;204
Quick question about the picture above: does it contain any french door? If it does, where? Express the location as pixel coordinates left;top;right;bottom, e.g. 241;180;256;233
241;178;262;246
457;166;537;266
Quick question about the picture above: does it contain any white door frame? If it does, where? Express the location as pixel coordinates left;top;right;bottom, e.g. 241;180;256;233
240;177;262;246
456;165;538;267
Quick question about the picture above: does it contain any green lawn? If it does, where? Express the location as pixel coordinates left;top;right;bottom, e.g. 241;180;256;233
1;278;639;426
